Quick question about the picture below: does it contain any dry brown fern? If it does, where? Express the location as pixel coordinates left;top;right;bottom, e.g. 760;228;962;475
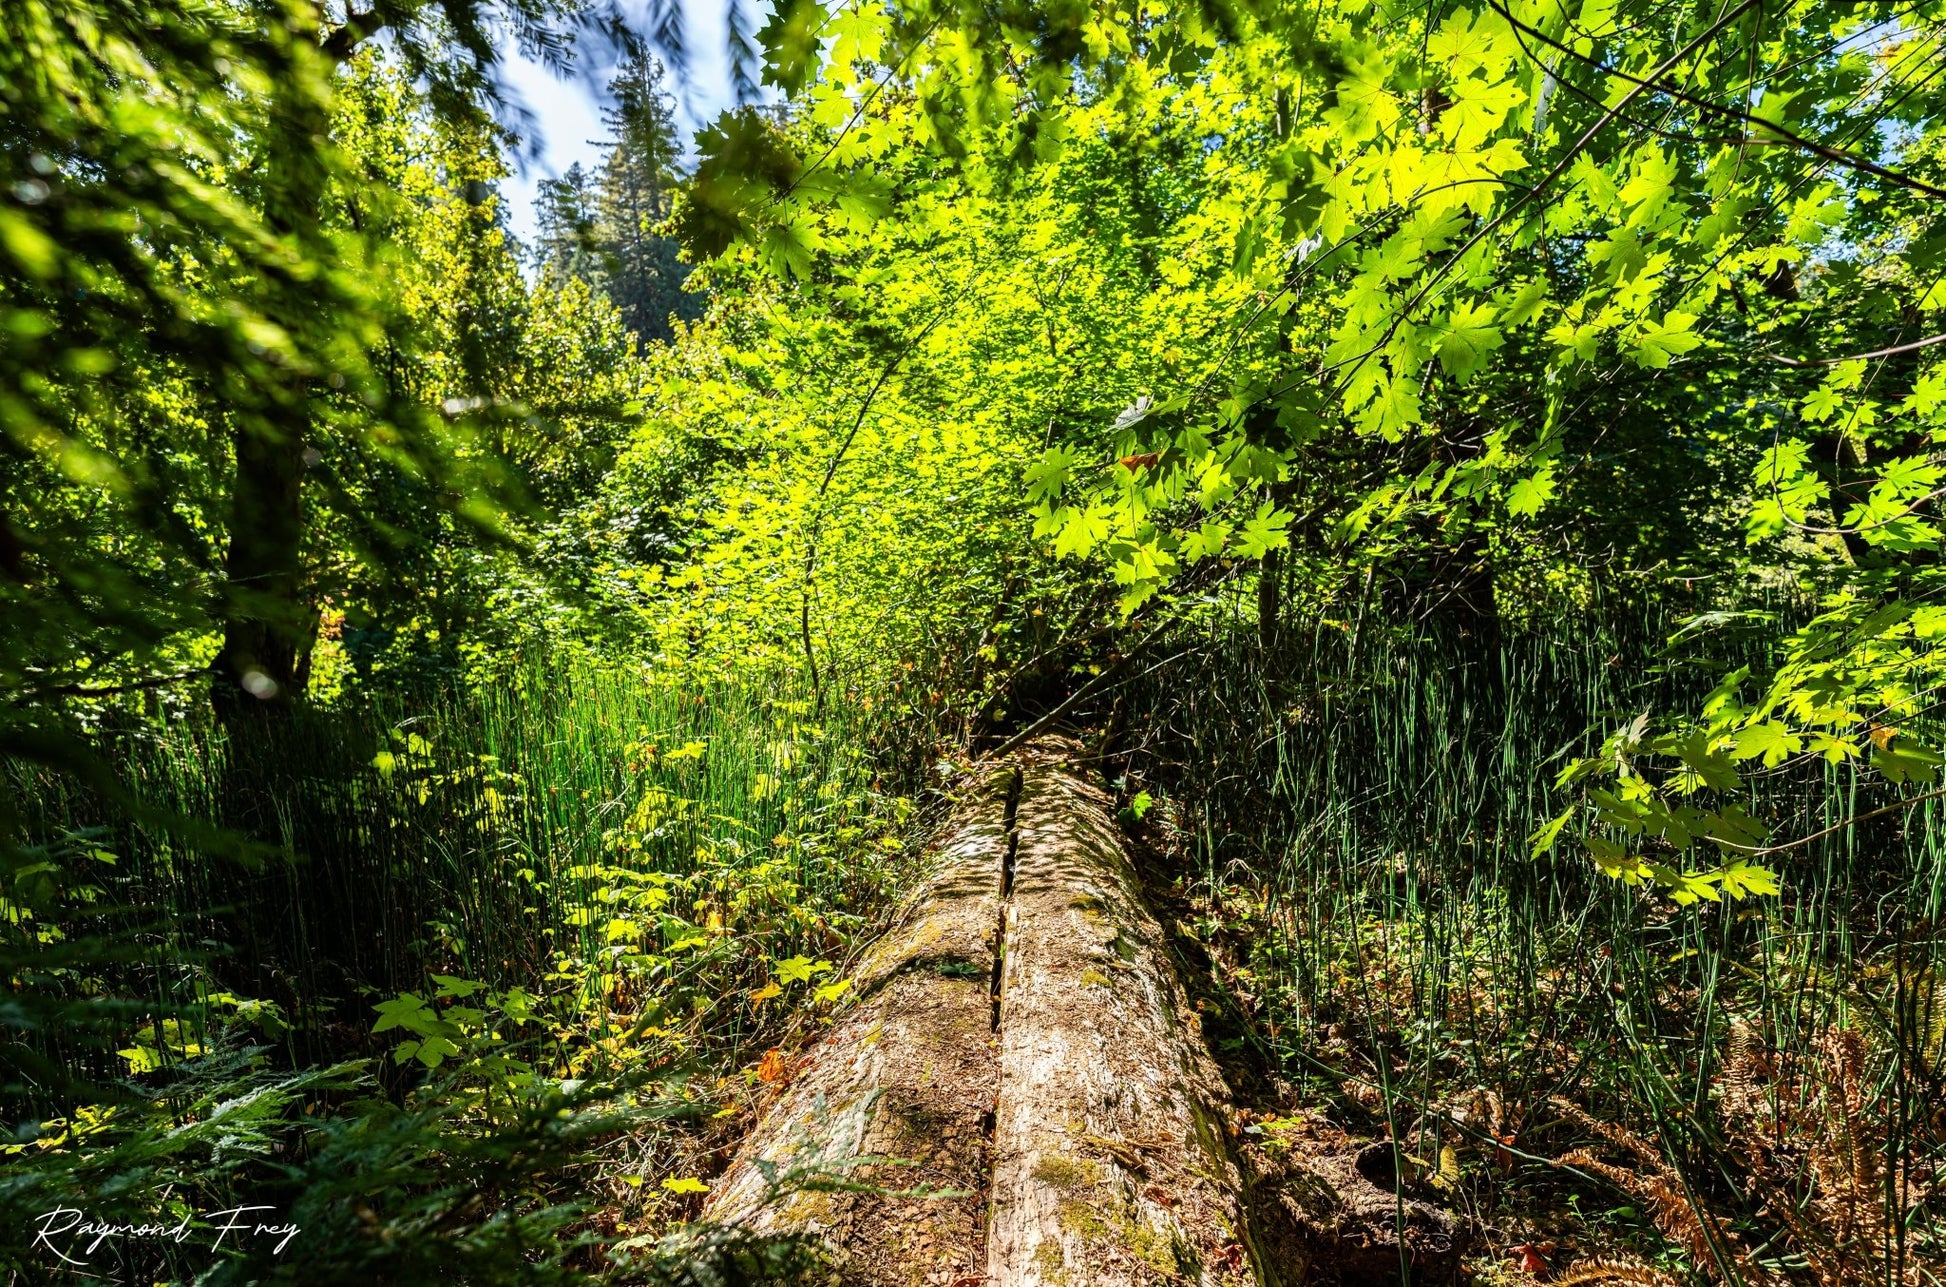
1718;1019;1772;1132
1549;1095;1773;1285
1552;1022;1938;1287
1710;1023;1929;1287
1551;1258;1682;1287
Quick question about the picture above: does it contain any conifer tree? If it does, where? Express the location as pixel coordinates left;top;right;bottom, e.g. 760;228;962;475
591;51;703;344
533;161;601;287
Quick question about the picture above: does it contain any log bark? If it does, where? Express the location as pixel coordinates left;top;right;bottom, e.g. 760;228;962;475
986;741;1263;1287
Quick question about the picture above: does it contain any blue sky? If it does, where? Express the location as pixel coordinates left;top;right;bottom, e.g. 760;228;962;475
495;0;757;243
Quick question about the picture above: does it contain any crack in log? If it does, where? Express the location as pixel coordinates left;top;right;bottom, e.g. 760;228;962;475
992;766;1023;1033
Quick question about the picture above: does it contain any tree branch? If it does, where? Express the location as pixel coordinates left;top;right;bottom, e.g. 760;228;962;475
1767;330;1946;368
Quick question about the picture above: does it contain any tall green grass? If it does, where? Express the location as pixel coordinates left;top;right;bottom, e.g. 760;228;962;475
1126;603;1946;1281
9;663;910;1097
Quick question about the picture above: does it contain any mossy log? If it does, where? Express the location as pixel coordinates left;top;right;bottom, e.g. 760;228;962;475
701;766;1013;1287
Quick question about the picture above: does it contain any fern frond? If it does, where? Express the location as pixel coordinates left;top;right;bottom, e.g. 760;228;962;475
1554;1258;1682;1287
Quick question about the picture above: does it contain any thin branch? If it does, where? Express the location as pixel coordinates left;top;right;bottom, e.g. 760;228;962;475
798;266;984;708
1716;784;1946;858
1767;330;1946;368
10;669;206;704
1490;0;1946;203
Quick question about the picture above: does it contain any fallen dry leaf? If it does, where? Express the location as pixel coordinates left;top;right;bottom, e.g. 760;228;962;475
1508;1243;1549;1274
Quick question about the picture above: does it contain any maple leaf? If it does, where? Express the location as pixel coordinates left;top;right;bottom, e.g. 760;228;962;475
1876;740;1943;784
1498;278;1549;327
1731;720;1800;767
814;977;854;1003
1426;8;1518;77
1506;465;1556;517
1052;503;1113;559
757;0;827;93
829;1;888;73
1359;374;1423;440
1629;311;1703;369
1441;75;1526;150
774;954;832;984
1434;300;1502;380
756;1048;788;1084
1234;502;1292;559
759;220;823;281
1717;860;1781;899
1024;445;1078;501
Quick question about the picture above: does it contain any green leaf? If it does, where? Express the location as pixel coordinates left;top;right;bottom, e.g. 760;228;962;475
0;209;59;280
1433;301;1502;380
1659;728;1740;793
372;994;429;1034
757;0;827;93
1875;741;1943;785
1360;374;1422;440
1505;465;1556;518
1233;502;1292;559
1661;868;1721;906
1498;278;1549;327
1024;446;1079;502
1587;835;1652;884
1716;860;1781;899
1629;312;1702;369
1528;807;1572;856
775;955;833;985
1730;721;1799;768
413;1035;461;1068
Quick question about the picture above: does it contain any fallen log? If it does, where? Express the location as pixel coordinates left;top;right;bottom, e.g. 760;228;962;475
699;737;1458;1286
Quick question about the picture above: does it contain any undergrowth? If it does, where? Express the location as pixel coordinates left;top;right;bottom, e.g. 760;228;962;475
1119;600;1946;1286
2;662;919;1281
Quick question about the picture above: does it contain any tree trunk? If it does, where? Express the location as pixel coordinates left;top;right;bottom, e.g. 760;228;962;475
213;76;331;713
213;402;313;710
